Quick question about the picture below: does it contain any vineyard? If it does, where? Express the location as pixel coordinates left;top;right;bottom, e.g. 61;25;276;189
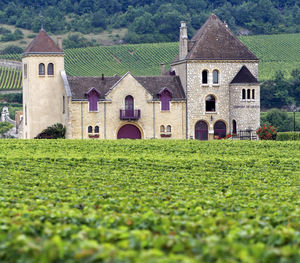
0;67;22;90
0;140;299;262
0;33;299;88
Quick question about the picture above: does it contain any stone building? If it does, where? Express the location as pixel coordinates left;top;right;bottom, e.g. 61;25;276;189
22;14;260;140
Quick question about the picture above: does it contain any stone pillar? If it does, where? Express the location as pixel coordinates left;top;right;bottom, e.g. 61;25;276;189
179;21;188;60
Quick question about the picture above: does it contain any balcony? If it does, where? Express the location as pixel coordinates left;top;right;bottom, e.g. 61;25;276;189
120;109;141;120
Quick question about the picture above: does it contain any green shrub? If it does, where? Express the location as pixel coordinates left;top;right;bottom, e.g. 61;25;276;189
277;132;300;141
35;123;66;139
0;122;13;136
256;124;277;140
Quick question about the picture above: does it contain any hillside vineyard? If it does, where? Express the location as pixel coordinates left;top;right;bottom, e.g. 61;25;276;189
22;14;260;140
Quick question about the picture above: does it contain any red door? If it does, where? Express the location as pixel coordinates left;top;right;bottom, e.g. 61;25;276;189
195;121;208;140
214;121;226;139
117;124;141;139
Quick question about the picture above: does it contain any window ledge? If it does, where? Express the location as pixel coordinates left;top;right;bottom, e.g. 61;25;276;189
212;84;220;87
89;110;99;113
201;84;209;87
48;75;55;77
206;111;217;114
38;75;45;77
161;110;170;112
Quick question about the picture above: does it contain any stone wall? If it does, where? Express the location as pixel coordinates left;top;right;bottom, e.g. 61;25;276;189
185;60;258;139
230;83;260;132
22;54;65;139
67;73;186;139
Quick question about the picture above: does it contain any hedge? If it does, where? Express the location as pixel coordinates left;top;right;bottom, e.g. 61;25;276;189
276;132;300;141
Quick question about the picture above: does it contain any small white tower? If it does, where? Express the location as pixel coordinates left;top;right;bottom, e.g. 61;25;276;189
22;29;65;138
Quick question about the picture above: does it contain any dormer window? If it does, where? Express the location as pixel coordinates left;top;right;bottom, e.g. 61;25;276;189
87;88;100;112
202;70;208;84
47;63;54;75
39;63;45;75
213;70;219;84
159;88;172;111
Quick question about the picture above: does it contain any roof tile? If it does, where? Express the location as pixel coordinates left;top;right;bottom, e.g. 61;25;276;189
186;14;258;61
24;29;63;54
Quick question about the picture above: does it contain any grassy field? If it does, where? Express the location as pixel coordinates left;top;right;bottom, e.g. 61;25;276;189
0;32;300;84
0;140;299;262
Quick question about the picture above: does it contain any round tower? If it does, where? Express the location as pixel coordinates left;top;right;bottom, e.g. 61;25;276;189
22;29;65;139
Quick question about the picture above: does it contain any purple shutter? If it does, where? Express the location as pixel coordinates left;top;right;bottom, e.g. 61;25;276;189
161;91;171;110
88;91;98;111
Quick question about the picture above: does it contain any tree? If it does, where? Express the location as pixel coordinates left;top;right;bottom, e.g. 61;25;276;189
0;122;13;138
261;109;294;132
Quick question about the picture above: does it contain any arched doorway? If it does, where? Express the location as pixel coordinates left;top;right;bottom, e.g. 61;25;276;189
195;121;208;140
117;124;141;139
214;121;226;139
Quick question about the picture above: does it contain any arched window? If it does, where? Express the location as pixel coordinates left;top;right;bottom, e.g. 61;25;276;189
88;126;93;133
166;125;171;132
95;126;99;133
47;63;54;75
213;70;219;84
202;70;208;84
242;89;246;100
252;89;255;100
125;95;134;110
205;95;216;112
232;120;237;134
39;63;45;75
160;125;165;132
247;89;251;99
159;88;172;111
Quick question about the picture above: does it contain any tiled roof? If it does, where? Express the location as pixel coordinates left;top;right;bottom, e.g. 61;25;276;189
185;14;258;61
24;29;63;54
67;75;121;100
230;66;259;84
67;75;186;100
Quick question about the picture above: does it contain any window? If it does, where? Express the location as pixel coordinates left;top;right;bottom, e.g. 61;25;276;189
25;105;27;125
63;96;65;114
252;89;255;100
242;89;246;100
159;88;172;111
88;126;93;133
247;89;251;99
202;70;208;84
213;70;219;84
166;125;171;132
160;125;165;132
95;126;99;133
47;63;54;75
24;64;27;79
87;88;100;112
232;120;237;134
39;63;45;75
205;95;216;112
125;95;134;110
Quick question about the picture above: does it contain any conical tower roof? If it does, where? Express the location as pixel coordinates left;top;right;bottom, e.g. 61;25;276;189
23;29;63;55
186;14;258;61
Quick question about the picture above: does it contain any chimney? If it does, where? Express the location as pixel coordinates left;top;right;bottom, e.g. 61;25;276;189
57;37;62;50
160;63;165;75
179;21;188;60
101;74;104;80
